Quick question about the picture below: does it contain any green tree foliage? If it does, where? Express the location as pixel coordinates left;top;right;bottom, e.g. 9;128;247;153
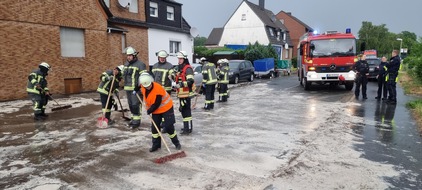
244;42;278;62
194;36;207;46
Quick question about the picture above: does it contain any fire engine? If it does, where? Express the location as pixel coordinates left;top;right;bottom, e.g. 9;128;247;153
297;29;357;90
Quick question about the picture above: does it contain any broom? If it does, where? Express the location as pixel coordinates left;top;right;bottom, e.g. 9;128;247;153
114;92;131;121
135;93;186;163
38;87;72;111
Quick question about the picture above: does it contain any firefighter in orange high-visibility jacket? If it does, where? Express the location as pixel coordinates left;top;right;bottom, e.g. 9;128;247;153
173;51;195;135
139;73;181;152
26;62;51;121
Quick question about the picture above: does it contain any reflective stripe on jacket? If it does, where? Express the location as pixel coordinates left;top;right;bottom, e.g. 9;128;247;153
217;66;229;84
97;70;120;95
142;82;173;114
152;61;174;92
123;59;147;91
175;64;195;98
202;62;218;85
26;69;48;94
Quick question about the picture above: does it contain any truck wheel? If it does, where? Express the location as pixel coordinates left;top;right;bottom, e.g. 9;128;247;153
345;82;354;91
304;77;311;90
269;71;274;79
248;73;254;82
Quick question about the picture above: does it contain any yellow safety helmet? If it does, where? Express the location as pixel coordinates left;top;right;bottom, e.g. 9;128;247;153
125;46;138;56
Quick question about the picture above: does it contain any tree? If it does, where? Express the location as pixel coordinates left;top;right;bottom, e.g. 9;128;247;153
194;36;207;46
244;42;278;62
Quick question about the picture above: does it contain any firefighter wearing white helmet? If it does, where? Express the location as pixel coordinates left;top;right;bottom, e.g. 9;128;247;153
216;59;230;102
201;57;218;110
26;62;52;121
138;73;182;152
173;50;195;135
96;65;124;126
122;46;148;129
151;50;174;95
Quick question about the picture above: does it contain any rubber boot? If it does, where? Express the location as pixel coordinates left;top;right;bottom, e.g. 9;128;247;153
40;110;49;118
129;119;140;129
222;96;227;102
34;113;45;121
203;103;210;110
149;137;161;152
105;112;115;126
217;97;222;103
180;121;190;135
189;120;193;133
171;136;181;150
210;103;214;109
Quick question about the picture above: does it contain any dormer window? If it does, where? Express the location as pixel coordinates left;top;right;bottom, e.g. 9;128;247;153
269;27;274;36
150;2;158;17
241;14;246;21
167;6;174;20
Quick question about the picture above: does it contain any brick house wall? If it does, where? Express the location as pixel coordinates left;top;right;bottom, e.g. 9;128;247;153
0;0;149;101
276;11;311;58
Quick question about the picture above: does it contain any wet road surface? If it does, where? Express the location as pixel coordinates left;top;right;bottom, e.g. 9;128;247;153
0;75;421;189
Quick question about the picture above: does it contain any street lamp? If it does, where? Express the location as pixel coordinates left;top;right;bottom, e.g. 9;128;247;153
397;38;403;57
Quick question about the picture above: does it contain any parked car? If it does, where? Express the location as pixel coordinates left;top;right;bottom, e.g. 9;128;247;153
366;57;381;80
191;63;203;88
228;60;255;84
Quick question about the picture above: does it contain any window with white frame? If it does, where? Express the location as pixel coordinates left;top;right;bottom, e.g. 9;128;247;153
129;0;138;13
167;6;174;20
60;27;85;57
241;14;246;21
269;27;274;36
150;2;158;17
169;41;180;54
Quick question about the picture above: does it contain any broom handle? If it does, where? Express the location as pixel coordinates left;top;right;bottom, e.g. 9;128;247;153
103;74;116;118
135;93;172;154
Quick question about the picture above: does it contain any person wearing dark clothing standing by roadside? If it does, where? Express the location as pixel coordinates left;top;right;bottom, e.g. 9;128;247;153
200;57;218;110
151;50;174;95
376;57;388;101
385;50;401;104
353;54;369;99
216;59;230;102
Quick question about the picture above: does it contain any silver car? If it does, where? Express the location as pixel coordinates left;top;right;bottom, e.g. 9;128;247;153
191;63;203;88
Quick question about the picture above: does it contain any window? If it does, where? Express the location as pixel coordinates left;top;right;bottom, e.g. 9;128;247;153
167;6;174;20
241;14;246;21
104;0;110;7
60;27;85;57
129;0;138;13
121;34;126;53
150;2;158;17
169;41;180;54
269;27;274;36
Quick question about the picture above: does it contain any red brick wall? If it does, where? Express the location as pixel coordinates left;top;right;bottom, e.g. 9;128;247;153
276;12;308;58
109;0;146;22
0;0;115;101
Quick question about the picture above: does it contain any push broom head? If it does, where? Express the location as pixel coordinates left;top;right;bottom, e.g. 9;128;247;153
51;105;72;111
153;151;186;164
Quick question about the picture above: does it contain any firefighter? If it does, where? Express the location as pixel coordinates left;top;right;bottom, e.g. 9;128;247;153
173;51;195;135
122;46;148;129
353;54;369;99
216;59;229;102
96;65;124;126
385;50;401;104
27;62;51;121
200;57;218;110
139;73;181;152
151;50;174;95
376;57;388;101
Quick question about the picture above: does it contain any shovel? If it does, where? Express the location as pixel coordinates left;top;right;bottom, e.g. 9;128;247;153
115;91;131;121
38;87;72;111
97;74;116;128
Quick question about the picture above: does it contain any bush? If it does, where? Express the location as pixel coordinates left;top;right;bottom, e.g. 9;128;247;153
291;57;298;68
244;42;278;62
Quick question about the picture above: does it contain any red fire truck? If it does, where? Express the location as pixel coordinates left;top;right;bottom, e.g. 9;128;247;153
297;29;357;90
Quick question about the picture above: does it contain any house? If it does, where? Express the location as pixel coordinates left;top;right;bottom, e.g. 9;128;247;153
0;0;193;101
276;11;313;58
205;0;293;61
145;0;193;67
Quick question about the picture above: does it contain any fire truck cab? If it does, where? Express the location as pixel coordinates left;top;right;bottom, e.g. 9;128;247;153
297;30;357;90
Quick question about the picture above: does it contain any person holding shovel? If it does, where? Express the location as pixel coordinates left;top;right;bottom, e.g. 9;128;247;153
97;65;124;126
139;73;181;152
26;62;51;121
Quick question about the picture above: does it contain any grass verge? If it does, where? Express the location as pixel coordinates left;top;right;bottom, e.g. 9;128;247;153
399;70;422;132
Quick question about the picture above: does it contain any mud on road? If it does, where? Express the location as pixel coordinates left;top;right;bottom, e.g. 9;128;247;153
0;81;401;189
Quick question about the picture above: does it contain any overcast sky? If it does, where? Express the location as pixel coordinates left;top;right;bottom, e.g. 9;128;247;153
176;0;422;39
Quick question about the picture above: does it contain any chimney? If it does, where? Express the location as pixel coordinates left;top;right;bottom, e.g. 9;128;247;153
259;0;265;9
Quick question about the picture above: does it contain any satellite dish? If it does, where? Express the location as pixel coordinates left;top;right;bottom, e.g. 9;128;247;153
190;27;199;37
118;0;131;9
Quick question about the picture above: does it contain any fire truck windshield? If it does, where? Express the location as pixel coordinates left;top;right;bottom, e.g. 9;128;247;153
310;38;356;57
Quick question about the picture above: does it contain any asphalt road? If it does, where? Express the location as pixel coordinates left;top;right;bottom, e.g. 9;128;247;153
0;75;421;189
